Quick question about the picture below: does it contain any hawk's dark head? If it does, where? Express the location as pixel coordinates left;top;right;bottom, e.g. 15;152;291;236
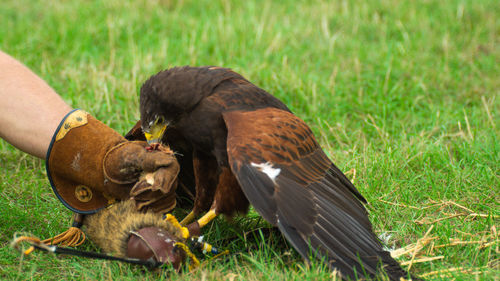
140;66;244;144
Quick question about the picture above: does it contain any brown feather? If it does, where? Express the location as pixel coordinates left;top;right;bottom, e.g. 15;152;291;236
213;166;249;215
191;150;218;213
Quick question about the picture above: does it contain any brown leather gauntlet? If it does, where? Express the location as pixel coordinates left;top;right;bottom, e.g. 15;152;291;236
46;109;179;214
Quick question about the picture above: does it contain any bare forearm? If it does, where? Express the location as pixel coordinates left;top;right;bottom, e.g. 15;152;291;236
0;51;72;159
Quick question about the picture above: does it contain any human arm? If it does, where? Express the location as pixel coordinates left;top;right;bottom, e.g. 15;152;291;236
0;50;72;159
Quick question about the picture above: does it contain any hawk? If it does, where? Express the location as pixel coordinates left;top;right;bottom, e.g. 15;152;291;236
127;66;419;280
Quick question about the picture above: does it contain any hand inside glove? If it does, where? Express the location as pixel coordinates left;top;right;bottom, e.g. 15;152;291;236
129;145;179;213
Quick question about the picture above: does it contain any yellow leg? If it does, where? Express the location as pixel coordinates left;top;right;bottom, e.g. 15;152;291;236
197;209;218;228
180;211;196;226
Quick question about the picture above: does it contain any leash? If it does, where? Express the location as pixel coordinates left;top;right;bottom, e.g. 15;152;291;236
12;234;228;269
13;236;162;268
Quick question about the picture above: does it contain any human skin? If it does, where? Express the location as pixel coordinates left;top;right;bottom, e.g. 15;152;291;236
0;50;72;159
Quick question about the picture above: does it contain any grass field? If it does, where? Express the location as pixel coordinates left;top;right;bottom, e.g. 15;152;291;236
0;0;498;280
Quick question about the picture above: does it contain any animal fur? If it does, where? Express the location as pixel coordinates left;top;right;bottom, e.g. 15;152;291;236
83;200;183;257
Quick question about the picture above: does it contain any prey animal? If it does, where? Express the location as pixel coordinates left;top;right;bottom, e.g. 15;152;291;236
128;66;419;280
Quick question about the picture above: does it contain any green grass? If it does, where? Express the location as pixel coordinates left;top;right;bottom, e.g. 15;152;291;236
1;0;498;280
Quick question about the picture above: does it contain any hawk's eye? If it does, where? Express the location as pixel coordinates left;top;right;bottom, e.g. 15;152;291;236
156;116;165;125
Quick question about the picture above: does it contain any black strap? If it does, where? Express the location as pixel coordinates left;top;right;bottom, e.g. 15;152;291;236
32;244;162;268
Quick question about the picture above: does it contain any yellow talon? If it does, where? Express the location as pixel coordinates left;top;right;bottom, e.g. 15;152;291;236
165;214;190;239
174;242;200;271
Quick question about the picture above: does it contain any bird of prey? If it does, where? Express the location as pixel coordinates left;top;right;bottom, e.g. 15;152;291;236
128;66;419;280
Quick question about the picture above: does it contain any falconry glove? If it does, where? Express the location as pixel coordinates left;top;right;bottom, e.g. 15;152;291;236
16;110;190;270
46;109;180;214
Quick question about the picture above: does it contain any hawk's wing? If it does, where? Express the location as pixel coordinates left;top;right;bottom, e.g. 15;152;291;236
223;107;406;279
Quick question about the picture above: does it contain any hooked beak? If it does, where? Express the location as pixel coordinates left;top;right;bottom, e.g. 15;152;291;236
144;121;167;144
